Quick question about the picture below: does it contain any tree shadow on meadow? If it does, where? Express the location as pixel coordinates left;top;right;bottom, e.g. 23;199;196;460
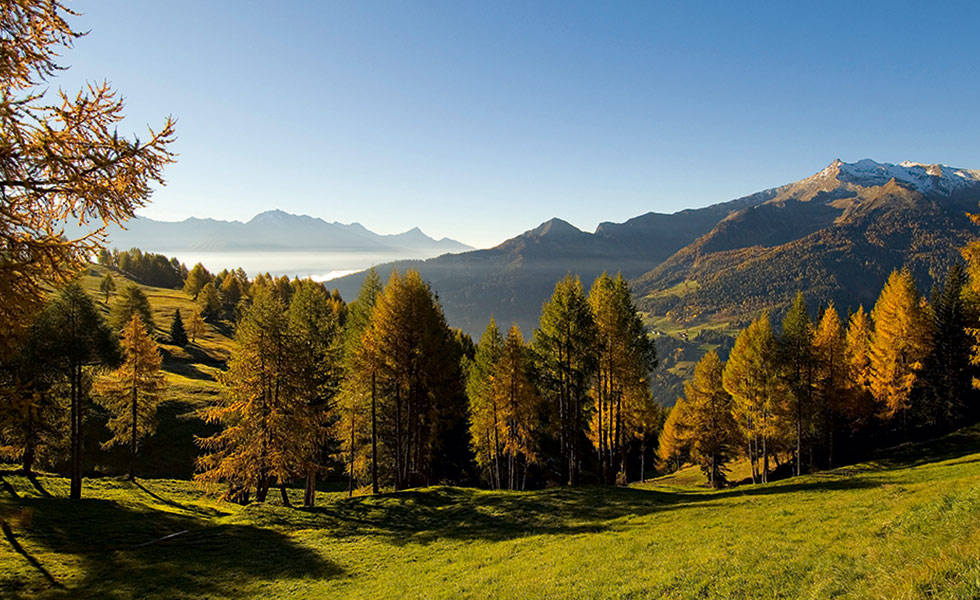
302;474;889;546
2;495;341;600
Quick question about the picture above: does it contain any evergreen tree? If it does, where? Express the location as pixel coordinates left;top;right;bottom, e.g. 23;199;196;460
844;306;876;430
921;263;973;429
96;315;166;480
187;310;206;343
221;274;243;315
780;292;815;476
197;282;223;323
496;325;541;490
723;313;783;484
869;269;932;426
29;284;120;499
110;283;156;333
100;271;116;303
169;309;188;346
533;274;598;485
684;351;738;488
587;272;658;484
467;318;505;488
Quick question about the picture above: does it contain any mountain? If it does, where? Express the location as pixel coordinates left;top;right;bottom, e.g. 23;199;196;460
634;159;980;326
90;210;473;254
333;159;980;338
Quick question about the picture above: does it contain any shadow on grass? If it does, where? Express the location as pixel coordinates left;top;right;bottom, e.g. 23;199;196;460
300;474;889;545
1;518;62;590
873;425;980;469
6;496;340;599
131;479;227;518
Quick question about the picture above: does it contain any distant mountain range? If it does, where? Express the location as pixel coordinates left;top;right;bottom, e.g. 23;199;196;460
90;209;473;255
331;159;980;336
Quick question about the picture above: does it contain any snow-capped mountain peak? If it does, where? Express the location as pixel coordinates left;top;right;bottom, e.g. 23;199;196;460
816;158;980;195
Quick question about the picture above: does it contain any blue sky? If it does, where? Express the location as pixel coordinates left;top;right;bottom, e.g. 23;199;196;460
57;1;980;248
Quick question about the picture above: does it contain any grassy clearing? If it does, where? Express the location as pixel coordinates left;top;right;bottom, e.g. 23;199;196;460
2;427;980;599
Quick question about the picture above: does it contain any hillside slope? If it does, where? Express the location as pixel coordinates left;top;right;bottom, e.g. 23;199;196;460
3;425;979;599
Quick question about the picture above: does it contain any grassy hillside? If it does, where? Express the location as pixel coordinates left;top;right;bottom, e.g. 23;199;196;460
3;426;979;599
73;265;232;478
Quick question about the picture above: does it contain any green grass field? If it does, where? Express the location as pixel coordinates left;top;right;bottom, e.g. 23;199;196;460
3;426;979;599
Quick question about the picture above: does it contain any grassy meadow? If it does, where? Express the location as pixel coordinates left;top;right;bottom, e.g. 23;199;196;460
2;425;979;599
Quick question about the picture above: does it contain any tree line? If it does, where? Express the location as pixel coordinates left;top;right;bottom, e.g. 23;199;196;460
658;262;978;488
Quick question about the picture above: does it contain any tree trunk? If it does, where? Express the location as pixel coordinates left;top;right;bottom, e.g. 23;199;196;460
22;410;36;475
69;364;82;500
129;384;138;481
304;470;316;507
280;484;292;507
348;398;356;498
371;372;378;494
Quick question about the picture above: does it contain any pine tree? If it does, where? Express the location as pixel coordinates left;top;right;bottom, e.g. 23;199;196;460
723;313;784;484
869;269;932;426
187;310;206;344
169;309;188;346
684;351;738;488
780;292;814;476
29;283;120;499
467;318;505;488
657;399;689;473
96;315;166;480
110;283;156;333
533;274;598;485
100;272;116;303
812;303;848;467
587;272;657;484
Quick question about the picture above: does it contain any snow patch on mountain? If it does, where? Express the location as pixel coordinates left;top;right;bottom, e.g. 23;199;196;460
830;158;980;195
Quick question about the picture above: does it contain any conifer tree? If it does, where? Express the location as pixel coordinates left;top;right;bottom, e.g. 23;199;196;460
723;313;783;483
496;324;541;490
288;280;342;506
100;272;116;303
110;283;156;333
656;399;689;473
533;274;598;485
587;272;657;483
780;292;814;476
869;269;932;426
339;268;384;493
812;303;848;467
97;315;166;480
683;351;738;488
844;306;876;429
183;263;213;299
169;309;188;346
467;318;505;488
197;282;223;323
29;284;120;499
196;289;301;503
187;310;206;344
221;274;243;315
921;263;973;429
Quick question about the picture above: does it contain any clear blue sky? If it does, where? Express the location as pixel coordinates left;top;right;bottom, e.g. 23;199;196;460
57;1;980;248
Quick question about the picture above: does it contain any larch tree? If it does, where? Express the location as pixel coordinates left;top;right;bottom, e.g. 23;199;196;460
780;292;815;476
288;280;342;506
100;271;116;303
723;313;783;484
533;274;598;486
0;0;175;357
183;263;213;300
812;303;848;467
869;269;932;428
197;282;223;323
656;399;689;473
339;268;384;493
683;351;738;488
29;283;120;499
110;283;156;334
844;306;876;429
495;324;541;490
587;272;658;484
467;318;505;489
196;288;301;503
96;314;166;481
187;310;206;344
